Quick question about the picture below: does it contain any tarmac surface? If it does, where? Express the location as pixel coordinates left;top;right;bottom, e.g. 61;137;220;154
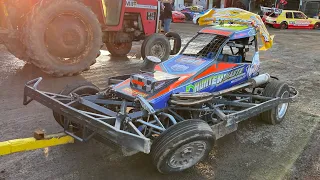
0;23;319;180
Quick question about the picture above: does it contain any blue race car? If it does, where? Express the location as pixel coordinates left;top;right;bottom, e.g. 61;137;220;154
24;24;297;174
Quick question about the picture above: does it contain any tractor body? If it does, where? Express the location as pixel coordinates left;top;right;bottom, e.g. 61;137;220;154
0;0;177;76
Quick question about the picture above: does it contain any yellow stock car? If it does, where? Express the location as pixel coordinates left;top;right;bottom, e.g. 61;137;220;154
265;10;320;29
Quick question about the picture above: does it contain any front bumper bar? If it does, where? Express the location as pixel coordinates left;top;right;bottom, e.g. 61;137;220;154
23;78;151;154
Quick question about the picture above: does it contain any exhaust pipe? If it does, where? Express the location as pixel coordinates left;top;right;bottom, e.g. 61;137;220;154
249;73;270;87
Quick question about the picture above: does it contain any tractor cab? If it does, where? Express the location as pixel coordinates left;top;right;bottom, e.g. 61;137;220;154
101;0;125;26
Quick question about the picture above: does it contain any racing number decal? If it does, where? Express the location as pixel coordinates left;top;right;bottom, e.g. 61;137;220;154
147;12;156;20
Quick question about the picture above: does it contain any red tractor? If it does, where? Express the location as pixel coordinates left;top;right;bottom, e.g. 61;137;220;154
0;0;180;76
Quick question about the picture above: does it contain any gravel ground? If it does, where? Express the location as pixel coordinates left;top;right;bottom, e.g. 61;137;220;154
0;23;319;180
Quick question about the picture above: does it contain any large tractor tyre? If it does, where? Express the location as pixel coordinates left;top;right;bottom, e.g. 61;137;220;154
2;30;30;62
106;42;132;57
3;38;30;62
165;32;181;55
23;0;102;77
260;80;290;125
141;34;171;62
151;119;215;174
53;82;100;135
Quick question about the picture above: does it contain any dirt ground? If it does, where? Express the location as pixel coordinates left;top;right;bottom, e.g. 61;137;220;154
0;23;319;180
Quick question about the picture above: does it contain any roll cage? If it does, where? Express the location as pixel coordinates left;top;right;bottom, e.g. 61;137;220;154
180;32;258;63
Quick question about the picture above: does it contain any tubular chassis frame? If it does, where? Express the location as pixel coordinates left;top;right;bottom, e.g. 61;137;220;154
23;76;298;154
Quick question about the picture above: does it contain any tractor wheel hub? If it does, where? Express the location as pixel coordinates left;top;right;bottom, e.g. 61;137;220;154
45;14;90;58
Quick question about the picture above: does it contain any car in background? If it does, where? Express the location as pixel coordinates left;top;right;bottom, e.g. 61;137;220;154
193;8;216;24
261;12;272;23
265;10;320;29
172;11;186;23
181;6;203;21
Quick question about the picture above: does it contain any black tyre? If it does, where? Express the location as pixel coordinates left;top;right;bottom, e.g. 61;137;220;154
106;42;132;57
53;82;100;133
183;13;192;21
165;32;181;55
4;40;30;62
3;31;30;62
141;34;171;61
280;22;288;29
23;0;102;77
260;80;290;125
314;22;320;30
151;120;215;174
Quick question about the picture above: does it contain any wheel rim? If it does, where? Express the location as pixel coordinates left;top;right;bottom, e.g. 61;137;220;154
45;13;91;64
277;91;289;119
281;23;287;29
113;43;128;50
168;141;207;169
315;24;320;29
150;42;166;60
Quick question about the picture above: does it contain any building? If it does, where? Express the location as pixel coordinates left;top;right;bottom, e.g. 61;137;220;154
300;0;320;17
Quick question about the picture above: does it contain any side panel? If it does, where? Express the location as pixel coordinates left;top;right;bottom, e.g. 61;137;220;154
150;64;253;109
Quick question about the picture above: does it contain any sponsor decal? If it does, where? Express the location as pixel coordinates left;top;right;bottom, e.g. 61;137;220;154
186;67;245;92
171;64;189;71
126;0;137;7
294;20;311;25
126;0;157;9
122;87;148;97
147;12;156;20
155;81;166;90
176;57;205;66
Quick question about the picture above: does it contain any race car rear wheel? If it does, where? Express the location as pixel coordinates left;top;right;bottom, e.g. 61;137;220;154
260;80;290;125
151;119;215;174
53;82;100;135
314;22;320;30
280;22;288;29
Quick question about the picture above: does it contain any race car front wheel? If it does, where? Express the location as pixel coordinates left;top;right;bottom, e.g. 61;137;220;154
314;23;320;30
151;119;215;174
53;82;100;136
280;22;288;29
